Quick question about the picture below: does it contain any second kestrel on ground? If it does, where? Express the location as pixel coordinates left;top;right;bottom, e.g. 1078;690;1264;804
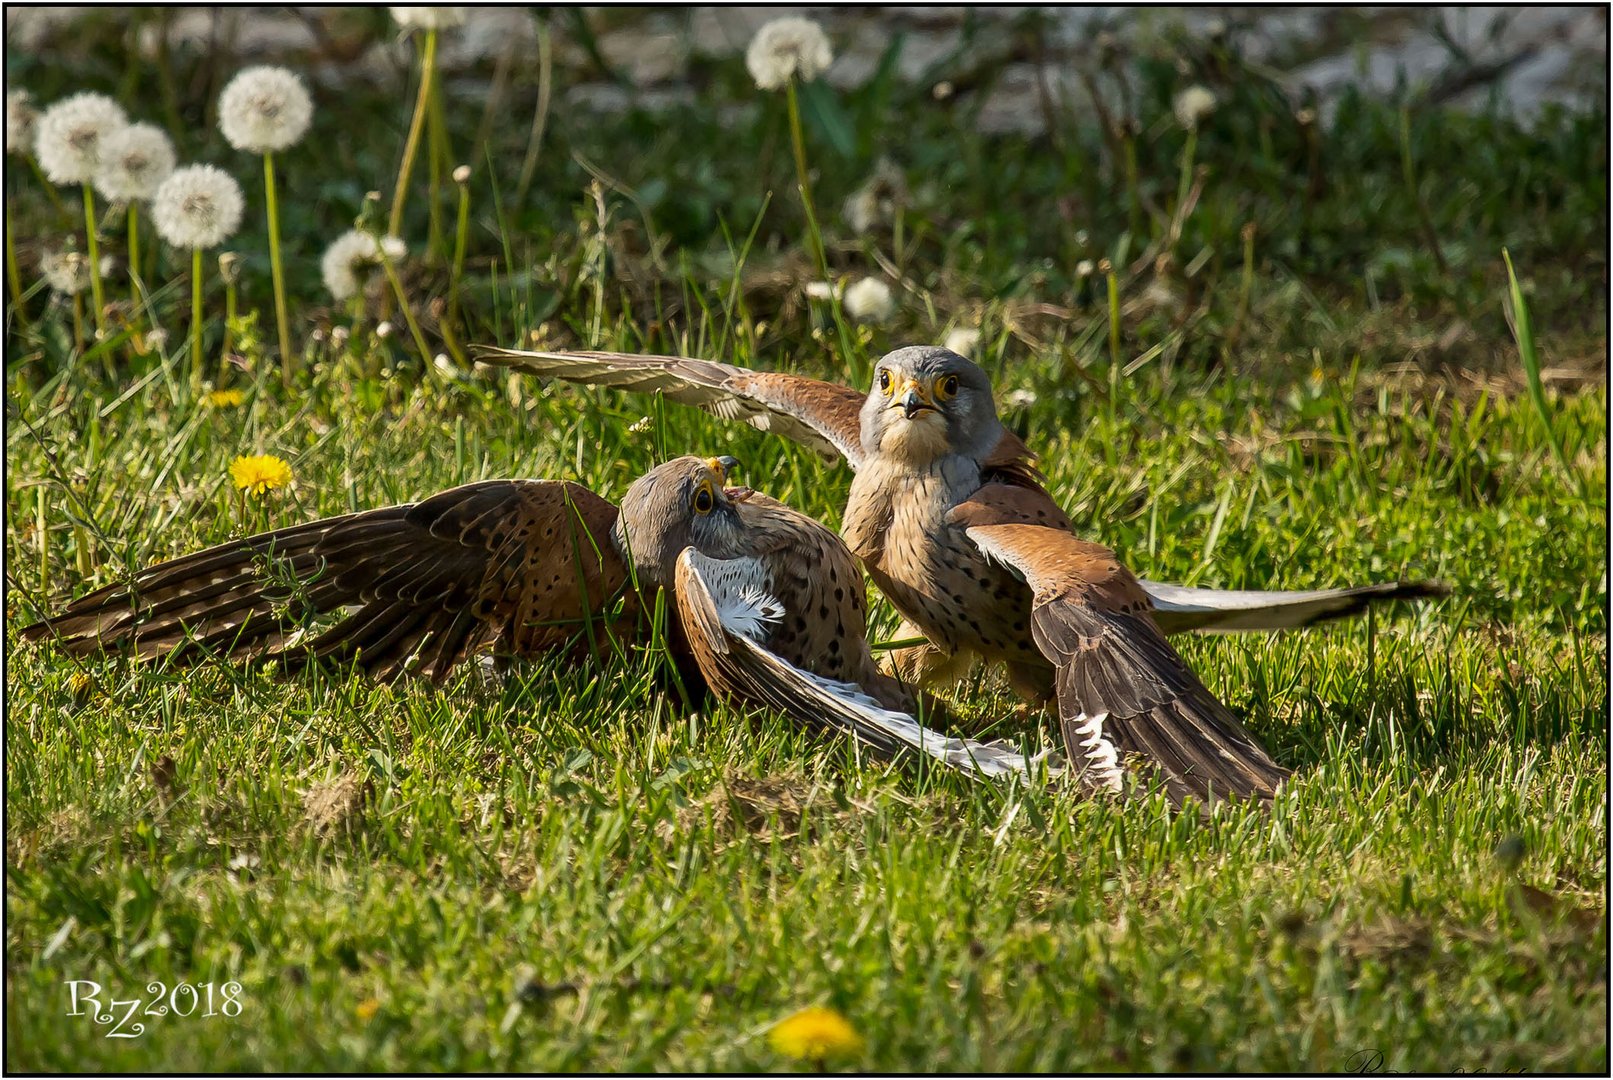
22;455;1054;783
475;343;1448;806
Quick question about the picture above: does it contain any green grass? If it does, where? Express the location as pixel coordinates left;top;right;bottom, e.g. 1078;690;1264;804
5;9;1607;1072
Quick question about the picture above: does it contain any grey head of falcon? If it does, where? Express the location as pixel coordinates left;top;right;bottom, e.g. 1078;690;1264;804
21;455;1059;786
473;340;1450;809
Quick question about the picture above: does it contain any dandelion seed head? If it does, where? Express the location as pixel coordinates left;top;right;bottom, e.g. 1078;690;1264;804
390;7;467;31
746;17;833;91
152;165;244;249
93;122;176;203
218;66;313;154
7;89;37;155
943;327;981;359
41;249;89;295
1075;259;1096;278
34;92;127;184
843;276;895;324
1005;388;1038;410
452;164;471;184
320;230;406;302
803;280;838;301
230;453;293;496
375;320;395;339
1173;85;1217;130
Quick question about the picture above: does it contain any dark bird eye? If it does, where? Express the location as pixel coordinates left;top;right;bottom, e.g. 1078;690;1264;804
878;370;892;393
936;374;961;400
693;486;715;514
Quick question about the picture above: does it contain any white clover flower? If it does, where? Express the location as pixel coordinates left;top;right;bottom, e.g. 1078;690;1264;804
843;276;894;324
7;89;37;155
390;7;467;31
1005;388;1038;410
40;249;89;295
93;122;176;203
33;92;127;184
320;229;406;301
218;66;313;154
943;327;981;359
1173;85;1217;130
745;17;833;90
152;165;244;249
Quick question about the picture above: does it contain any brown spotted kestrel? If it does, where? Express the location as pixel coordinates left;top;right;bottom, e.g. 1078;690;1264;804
474;344;1447;806
22;456;1050;781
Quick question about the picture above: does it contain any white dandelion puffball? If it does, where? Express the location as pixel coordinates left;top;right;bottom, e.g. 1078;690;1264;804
1173;85;1217;130
1005;388;1038;410
320;230;406;301
803;280;838;301
746;16;833;90
41;249;89;295
7;89;37;155
218;66;313;154
152;165;244;249
94;122;176;203
843;276;894;324
943;327;981;359
33;92;128;184
390;7;467;31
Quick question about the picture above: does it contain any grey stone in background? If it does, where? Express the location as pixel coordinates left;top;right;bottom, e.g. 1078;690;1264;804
6;5;1606;132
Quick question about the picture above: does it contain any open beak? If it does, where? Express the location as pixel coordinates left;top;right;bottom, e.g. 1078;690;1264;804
707;455;741;482
891;379;936;419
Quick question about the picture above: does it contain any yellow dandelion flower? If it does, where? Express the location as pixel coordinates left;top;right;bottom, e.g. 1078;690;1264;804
767;1005;863;1062
68;671;93;701
355;997;380;1021
230;454;293;496
206;388;245;408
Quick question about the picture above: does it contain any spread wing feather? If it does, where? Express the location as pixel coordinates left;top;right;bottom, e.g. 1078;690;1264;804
951;485;1290;807
1141;578;1449;634
474;347;867;467
673;549;1063;782
21;480;630;683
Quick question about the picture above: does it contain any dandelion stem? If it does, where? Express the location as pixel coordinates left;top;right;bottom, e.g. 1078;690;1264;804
447;176;470;352
82;185;106;334
126;202;145;330
222;279;237;384
189;246;204;393
785;79;828;277
263;151;295;386
426;74;449;263
389;27;438;239
377;243;434;374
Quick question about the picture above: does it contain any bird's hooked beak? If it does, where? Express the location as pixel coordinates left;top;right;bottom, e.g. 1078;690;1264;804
707;455;752;502
891;378;937;420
